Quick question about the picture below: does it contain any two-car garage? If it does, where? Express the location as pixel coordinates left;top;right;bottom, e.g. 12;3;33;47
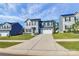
41;28;53;34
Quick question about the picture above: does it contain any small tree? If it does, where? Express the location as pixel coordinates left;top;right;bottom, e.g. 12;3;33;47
53;20;59;33
72;21;79;33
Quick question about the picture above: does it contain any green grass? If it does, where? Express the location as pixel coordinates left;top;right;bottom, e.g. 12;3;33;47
0;34;34;40
53;33;79;39
57;42;79;51
0;42;21;48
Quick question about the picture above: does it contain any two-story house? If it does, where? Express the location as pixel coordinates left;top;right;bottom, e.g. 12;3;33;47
0;22;23;36
24;19;54;34
59;12;79;33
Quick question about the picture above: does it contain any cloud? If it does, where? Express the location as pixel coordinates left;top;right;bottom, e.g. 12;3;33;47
25;5;57;20
20;3;58;20
39;7;57;18
0;3;60;24
0;15;23;22
19;3;49;19
0;3;26;23
26;4;45;15
1;3;79;23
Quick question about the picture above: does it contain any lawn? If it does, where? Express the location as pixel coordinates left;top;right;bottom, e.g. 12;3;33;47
57;42;79;51
0;34;34;40
0;42;21;48
53;33;79;39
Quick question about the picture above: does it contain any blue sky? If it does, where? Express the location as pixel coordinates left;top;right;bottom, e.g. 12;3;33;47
0;3;79;27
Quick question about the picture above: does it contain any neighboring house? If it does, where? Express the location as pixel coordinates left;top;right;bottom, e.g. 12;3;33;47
24;19;54;34
0;22;23;36
59;12;79;33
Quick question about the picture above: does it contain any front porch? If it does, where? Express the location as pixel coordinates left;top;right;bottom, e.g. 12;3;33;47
24;27;39;35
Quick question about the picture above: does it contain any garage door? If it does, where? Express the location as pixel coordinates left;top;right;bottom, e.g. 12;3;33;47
42;28;53;34
0;32;9;36
1;33;9;36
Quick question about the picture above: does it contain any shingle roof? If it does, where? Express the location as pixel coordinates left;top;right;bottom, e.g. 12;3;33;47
25;18;41;22
61;13;75;16
41;20;54;22
30;19;41;21
0;22;19;26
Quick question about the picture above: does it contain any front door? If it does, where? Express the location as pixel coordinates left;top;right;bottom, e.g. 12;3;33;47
32;27;36;35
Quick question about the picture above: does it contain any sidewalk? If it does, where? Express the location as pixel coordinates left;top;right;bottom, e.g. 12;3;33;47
0;48;78;56
56;39;79;42
0;40;26;42
0;49;69;56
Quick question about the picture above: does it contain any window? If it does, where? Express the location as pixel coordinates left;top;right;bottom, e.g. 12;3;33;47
32;21;36;25
26;29;31;32
42;22;44;26
26;23;28;26
51;22;53;26
74;17;77;22
45;22;46;26
32;21;33;25
29;22;31;26
65;17;67;21
65;25;67;29
4;26;6;29
47;22;49;26
26;29;28;32
34;21;36;25
74;17;76;20
42;22;45;26
65;25;70;29
65;17;71;22
69;17;71;21
7;26;9;29
2;26;4;29
29;29;31;32
0;26;2;29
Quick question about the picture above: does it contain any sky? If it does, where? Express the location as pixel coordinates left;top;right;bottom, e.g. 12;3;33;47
0;3;79;27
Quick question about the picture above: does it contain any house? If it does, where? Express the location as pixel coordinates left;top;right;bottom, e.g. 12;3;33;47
0;22;23;36
24;19;54;34
59;12;79;33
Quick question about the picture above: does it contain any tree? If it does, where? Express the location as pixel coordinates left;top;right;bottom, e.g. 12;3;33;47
72;21;79;32
53;20;59;33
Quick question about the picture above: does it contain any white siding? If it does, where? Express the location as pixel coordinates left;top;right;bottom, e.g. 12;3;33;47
24;19;39;34
59;16;75;33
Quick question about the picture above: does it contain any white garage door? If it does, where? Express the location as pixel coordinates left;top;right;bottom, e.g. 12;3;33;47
0;32;9;36
42;28;53;34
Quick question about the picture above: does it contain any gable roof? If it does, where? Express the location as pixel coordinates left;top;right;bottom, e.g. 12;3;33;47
25;18;41;22
0;22;11;26
0;22;20;26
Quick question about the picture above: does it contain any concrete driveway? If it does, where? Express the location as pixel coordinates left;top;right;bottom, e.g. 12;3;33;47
3;34;69;56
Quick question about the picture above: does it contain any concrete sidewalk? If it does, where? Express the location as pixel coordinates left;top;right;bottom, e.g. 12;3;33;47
0;40;26;42
56;39;79;42
0;49;69;56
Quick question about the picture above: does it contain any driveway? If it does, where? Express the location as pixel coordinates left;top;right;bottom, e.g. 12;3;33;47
0;34;70;56
1;34;69;56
